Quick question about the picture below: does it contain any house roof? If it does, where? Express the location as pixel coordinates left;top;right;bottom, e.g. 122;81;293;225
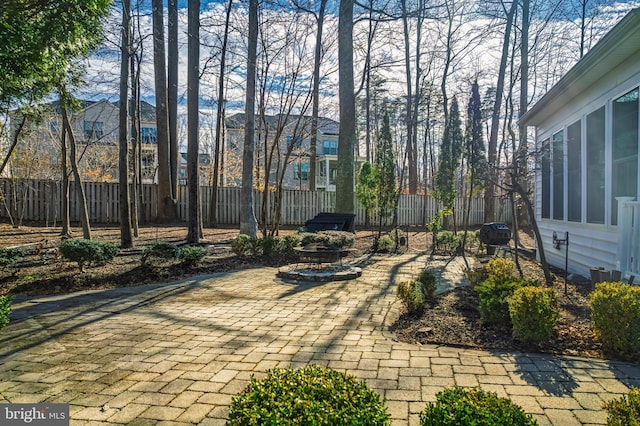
520;8;640;127
42;98;156;122
225;113;340;136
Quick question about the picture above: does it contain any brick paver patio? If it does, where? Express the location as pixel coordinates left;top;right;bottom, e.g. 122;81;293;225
1;252;639;425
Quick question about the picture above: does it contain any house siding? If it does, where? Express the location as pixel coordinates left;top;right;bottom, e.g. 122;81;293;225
531;33;640;278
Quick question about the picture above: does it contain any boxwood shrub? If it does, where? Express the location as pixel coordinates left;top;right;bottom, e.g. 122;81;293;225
476;275;530;325
0;295;13;331
178;245;207;267
603;387;640;426
419;386;538;426
59;238;119;271
227;365;390;425
141;242;180;266
508;286;559;345
589;282;640;360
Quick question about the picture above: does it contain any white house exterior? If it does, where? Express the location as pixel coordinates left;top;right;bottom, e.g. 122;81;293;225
520;8;640;280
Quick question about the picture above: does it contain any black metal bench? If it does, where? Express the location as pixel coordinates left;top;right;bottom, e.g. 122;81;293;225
304;212;356;232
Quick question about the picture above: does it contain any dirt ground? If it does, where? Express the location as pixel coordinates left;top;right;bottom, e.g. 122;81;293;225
0;221;621;362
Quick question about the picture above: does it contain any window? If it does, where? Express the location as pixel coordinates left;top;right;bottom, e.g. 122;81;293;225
612;88;639;225
83;120;103;140
141;127;157;144
587;107;605;224
541;138;551;219
329;167;337;185
294;162;309;180
287;135;302;148
567;120;581;222
323;140;337;155
552;131;564;220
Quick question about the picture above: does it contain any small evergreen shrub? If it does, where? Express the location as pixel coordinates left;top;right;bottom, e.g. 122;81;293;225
0;295;13;331
417;269;437;300
476;276;530;325
589;282;640;359
603;387;640;426
59;238;119;271
227;365;390;425
178;245;207;267
0;247;26;268
487;258;516;279
260;235;280;257
375;235;395;252
231;234;261;257
141;242;180;266
279;234;301;257
398;280;427;314
434;230;460;253
508;286;559;345
419;386;537;426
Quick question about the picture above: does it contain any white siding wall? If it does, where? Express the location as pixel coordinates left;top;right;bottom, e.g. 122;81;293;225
534;50;640;278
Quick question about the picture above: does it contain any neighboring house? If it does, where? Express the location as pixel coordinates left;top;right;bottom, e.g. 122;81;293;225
520;8;640;280
178;152;211;185
11;99;158;182
223;113;366;191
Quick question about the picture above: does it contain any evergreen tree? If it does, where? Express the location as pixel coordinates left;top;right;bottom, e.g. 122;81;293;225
462;81;488;250
356;162;377;228
434;96;464;216
374;110;397;229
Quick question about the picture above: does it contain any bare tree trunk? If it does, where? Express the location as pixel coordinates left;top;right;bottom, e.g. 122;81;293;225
60;129;72;237
240;0;258;237
186;0;201;243
400;0;416;194
119;0;133;248
209;0;233;228
336;0;356;214
485;1;516;223
130;46;140;235
61;105;91;239
168;0;179;198
309;0;327;191
152;0;177;222
0;115;26;177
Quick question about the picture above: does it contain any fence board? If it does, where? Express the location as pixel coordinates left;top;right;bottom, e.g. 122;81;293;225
0;178;512;227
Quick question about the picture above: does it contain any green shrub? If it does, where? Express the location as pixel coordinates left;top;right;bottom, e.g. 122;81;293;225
141;242;180;266
589;282;640;359
0;247;26;268
227;365;390;425
59;238;119;271
434;230;460;253
398;280;427;314
178;245;207;267
604;387;640;426
419;386;537;426
231;234;262;257
375;235;394;252
0;295;13;331
486;258;516;279
417;269;437;300
279;234;301;257
508;286;559;345
476;276;529;325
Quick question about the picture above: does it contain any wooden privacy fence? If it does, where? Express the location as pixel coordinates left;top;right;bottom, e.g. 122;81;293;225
0;179;512;227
